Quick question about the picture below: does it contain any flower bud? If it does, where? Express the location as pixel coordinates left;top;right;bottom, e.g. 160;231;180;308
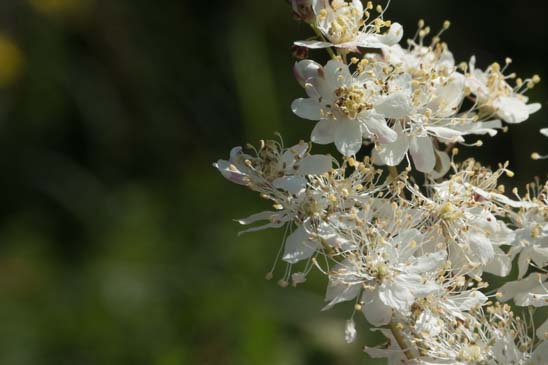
293;60;323;88
290;0;315;23
291;44;309;60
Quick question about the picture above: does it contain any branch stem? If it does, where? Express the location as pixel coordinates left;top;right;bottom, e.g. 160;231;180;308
309;24;337;60
388;166;399;180
389;321;415;361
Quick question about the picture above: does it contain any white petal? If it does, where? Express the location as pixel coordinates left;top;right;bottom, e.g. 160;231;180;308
361;289;393;326
237;221;287;235
498;273;546;302
311;119;336;144
312;0;326;15
409;136;436;173
378;276;416;314
214;160;248;185
291;98;321;120
361;111;398;143
282;225;320;264
323;59;351;86
334;120;363;156
429;73;465;117
392;229;423;261
518;248;532;279
493;96;530;124
428;126;465;143
297;155;332;175
375;93;412;119
487;191;536;209
407;251;447;274
484;246;512;277
280;143;308;171
536;319;548;339
439;49;455;70
430;150;451;179
541;128;548;137
293;40;333;49
372;122;409;166
528;102;541;115
378;22;404;46
451;291;488;311
454;119;503;137
467;231;496;265
531;340;548;365
323;281;361;310
272;176;307;195
515;286;548;307
415;310;442;337
530;247;548;271
237;211;277;225
293;60;323;88
363;329;406;363
351;0;363;13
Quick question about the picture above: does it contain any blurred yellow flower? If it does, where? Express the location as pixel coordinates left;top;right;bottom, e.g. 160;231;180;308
28;0;94;17
0;34;24;87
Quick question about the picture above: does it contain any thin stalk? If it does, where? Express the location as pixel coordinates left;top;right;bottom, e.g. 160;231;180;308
389;321;415;361
309;24;337;60
388;166;399;180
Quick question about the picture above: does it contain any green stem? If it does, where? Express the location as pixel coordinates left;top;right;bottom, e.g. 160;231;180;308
309;24;337;60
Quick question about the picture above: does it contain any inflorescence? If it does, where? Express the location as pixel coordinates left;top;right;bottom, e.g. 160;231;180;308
217;1;547;364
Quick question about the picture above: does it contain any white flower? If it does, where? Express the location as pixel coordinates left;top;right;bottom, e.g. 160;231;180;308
372;71;468;173
295;0;403;51
360;231;445;326
363;328;407;365
215;140;332;195
214;146;257;186
236;210;292;235
509;202;548;278
292;59;398;155
409;301;535;364
466;57;541;124
414;309;444;338
217;3;548;361
323;257;366;309
498;273;548;307
427;181;516;276
282;225;322;264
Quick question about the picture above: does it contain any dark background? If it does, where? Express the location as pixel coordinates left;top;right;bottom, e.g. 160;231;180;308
0;1;547;364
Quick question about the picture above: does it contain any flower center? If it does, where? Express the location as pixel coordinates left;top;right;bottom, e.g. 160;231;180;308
319;3;363;44
459;344;483;362
334;85;373;119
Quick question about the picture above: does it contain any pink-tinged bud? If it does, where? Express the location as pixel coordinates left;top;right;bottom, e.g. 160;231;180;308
290;0;315;23
291;44;309;60
293;60;323;88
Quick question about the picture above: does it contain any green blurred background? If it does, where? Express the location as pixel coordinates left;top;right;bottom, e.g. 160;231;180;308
0;0;546;364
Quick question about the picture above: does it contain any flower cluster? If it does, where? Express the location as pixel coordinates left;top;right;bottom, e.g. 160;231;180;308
291;2;540;174
216;1;547;364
